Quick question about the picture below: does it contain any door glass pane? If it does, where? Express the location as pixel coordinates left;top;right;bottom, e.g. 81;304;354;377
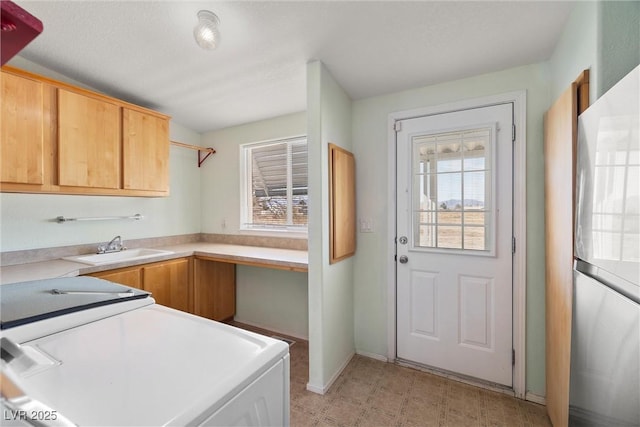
413;139;436;174
464;211;486;225
417;223;436;247
464;130;490;170
413;175;437;211
411;126;494;252
437;143;461;172
437;173;461;210
438;226;462;249
464;171;488;210
419;210;436;223
437;210;462;225
464;226;486;250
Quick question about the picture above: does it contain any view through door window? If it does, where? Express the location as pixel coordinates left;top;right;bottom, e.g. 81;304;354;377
412;127;494;252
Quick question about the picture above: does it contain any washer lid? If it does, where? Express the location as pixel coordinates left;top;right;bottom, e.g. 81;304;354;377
0;277;150;329
11;304;289;426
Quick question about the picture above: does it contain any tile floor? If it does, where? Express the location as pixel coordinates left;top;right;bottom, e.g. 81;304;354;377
230;322;551;427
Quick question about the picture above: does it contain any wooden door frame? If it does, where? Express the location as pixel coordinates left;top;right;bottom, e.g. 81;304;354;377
386;91;527;399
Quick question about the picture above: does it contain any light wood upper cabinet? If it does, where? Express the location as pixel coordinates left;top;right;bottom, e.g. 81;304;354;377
58;89;121;189
0;71;46;186
123;108;169;192
0;66;170;197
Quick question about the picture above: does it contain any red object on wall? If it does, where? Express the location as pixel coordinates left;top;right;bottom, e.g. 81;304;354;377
1;1;43;65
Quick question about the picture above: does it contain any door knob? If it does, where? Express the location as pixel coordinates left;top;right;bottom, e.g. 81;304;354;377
399;255;408;264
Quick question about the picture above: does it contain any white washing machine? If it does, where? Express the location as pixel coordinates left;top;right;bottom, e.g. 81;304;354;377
0;276;290;426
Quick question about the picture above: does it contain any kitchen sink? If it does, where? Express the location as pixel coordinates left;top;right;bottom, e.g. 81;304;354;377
63;248;174;266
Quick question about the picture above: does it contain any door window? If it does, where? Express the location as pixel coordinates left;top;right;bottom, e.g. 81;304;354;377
411;125;496;254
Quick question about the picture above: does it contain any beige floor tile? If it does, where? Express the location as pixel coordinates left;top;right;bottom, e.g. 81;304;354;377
401;399;441;426
368;388;407;417
291;407;318;427
228;322;551;427
356;408;400;427
323;399;366;426
334;378;376;405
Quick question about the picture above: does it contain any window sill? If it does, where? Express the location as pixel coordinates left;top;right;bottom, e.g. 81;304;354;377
238;227;308;240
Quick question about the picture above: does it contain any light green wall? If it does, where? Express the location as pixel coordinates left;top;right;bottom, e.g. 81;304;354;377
0;58;202;252
199;112;306;235
198;113;308;339
598;1;640;96
549;1;640;104
549;1;599;104
351;63;551;396
307;60;355;392
235;266;308;339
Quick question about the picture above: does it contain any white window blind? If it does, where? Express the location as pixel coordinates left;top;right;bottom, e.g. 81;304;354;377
241;136;308;231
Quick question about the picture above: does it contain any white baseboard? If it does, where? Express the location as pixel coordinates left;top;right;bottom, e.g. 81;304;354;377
306;351;355;395
525;392;546;405
305;382;325;394
356;350;388;362
232;317;308;341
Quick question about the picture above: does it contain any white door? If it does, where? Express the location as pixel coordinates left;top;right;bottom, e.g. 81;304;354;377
396;103;513;386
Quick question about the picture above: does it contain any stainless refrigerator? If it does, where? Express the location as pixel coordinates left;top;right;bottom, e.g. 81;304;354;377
570;65;639;426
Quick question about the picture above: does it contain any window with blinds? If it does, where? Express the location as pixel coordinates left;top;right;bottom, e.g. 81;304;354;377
240;136;308;231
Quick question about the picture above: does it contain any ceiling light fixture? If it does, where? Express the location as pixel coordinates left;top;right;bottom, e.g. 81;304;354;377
193;10;220;50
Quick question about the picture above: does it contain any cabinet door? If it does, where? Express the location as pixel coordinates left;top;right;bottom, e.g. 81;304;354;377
544;70;589;427
194;258;235;321
122;108;169;192
89;267;142;289
143;258;191;312
58;89;121;189
329;143;356;263
1;71;45;185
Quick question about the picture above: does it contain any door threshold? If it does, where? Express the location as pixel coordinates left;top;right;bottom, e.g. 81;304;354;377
394;358;515;397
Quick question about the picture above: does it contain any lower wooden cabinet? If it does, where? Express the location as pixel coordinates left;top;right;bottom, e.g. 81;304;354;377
142;258;191;313
89;267;142;289
88;257;192;313
86;256;236;320
194;258;236;321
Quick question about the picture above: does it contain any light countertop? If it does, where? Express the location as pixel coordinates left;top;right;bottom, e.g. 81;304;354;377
0;243;308;285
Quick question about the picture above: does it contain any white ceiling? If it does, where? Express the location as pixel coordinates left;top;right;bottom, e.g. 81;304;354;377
14;1;574;134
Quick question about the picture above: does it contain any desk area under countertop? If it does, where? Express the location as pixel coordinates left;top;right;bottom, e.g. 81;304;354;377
181;243;308;272
0;243;308;285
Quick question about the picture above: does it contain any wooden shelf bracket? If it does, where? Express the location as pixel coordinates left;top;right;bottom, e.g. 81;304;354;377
171;140;216;167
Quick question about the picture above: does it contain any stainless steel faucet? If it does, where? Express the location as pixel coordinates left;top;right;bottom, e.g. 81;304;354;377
97;235;126;254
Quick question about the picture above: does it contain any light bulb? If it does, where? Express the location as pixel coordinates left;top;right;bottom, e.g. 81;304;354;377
194;10;220;50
